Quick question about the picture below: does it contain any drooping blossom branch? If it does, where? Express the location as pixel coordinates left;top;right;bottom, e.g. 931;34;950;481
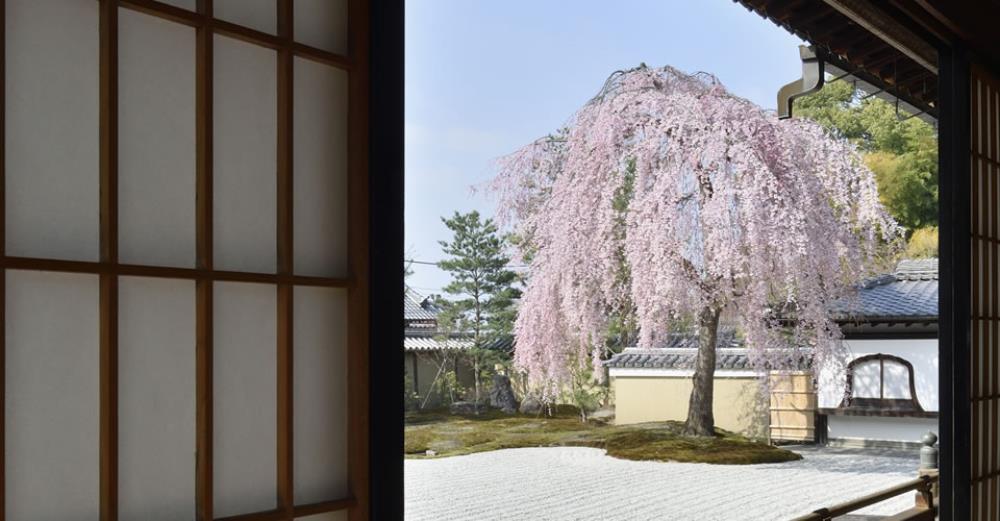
491;66;901;399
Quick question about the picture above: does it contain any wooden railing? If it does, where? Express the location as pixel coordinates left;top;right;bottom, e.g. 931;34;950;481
790;473;938;521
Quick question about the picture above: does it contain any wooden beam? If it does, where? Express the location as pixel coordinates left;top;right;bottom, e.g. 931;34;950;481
214;509;287;521
118;0;201;26
292;42;353;70
823;0;938;73
212;497;356;521
0;257;348;287
293;497;357;517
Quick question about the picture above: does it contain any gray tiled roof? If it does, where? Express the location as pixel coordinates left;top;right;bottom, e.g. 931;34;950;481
655;329;743;349
403;329;512;352
605;260;936;371
404;287;439;323
833;258;938;320
405;333;474;351
604;347;811;370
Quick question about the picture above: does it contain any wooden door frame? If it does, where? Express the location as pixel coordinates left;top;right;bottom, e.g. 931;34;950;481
366;1;404;519
938;41;971;521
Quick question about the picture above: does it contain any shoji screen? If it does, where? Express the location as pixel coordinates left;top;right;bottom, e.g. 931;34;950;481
2;0;368;520
970;64;1000;521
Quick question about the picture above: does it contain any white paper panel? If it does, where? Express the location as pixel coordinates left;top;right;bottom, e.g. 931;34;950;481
296;512;348;521
294;287;348;503
214;35;277;273
6;270;100;521
214;282;277;517
883;362;912;400
851;360;881;399
293;58;349;277
215;0;275;35
119;9;196;268
294;0;348;55
119;277;196;521
5;0;99;261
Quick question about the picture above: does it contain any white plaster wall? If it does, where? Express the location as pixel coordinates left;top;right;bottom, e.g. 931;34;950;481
827;415;939;445
817;338;938;411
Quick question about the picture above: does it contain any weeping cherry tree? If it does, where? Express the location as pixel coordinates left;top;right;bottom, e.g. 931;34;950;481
491;66;901;436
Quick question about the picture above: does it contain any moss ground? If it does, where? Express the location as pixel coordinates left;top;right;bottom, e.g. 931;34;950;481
404;409;802;465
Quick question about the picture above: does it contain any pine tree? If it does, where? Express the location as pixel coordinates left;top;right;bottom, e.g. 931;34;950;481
438;210;521;411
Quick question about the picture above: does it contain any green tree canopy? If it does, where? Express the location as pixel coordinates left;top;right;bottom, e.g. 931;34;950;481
438;210;521;346
795;80;938;235
437;210;521;409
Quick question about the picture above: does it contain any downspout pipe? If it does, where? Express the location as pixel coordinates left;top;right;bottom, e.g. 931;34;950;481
777;45;825;119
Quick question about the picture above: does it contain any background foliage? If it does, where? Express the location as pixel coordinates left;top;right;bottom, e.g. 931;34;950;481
795;80;938;253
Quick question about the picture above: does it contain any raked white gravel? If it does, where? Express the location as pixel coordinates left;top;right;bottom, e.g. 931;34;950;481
405;446;919;520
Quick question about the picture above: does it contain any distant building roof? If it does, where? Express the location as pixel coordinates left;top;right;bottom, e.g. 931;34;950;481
404;287;439;325
605;260;937;369
652;329;743;349
404;330;474;351
605;347;811;371
403;287;515;352
403;328;514;352
833;258;938;322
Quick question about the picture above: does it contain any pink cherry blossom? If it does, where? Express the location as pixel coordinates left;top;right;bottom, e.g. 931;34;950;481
491;66;901;398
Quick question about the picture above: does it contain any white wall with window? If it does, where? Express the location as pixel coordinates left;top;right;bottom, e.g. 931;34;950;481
817;338;938;445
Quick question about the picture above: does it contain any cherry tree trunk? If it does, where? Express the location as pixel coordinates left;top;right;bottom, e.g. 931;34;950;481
684;307;720;437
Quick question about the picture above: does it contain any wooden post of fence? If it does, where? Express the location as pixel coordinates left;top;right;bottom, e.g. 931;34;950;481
916;431;939;509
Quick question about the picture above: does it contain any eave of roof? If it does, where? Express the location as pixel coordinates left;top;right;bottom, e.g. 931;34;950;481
605;347;812;370
733;0;937;118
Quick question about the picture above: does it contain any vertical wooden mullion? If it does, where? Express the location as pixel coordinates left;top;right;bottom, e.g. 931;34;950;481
276;3;293;274
991;82;1000;521
99;274;118;521
99;0;119;520
347;0;371;518
195;1;214;520
196;281;213;521
878;356;884;400
196;0;213;273
276;284;293;519
1;0;6;515
972;74;982;520
276;1;294;519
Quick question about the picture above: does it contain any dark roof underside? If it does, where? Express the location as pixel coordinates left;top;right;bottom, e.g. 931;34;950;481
734;0;937;117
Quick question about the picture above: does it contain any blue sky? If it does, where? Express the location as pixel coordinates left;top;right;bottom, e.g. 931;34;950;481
405;0;804;295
